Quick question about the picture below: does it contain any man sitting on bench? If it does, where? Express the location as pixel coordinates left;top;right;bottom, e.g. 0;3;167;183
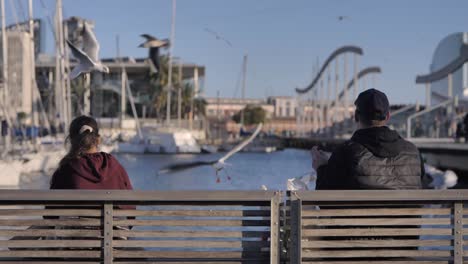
312;88;424;190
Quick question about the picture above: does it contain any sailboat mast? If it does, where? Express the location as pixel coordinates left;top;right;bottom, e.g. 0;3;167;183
0;0;10;150
166;0;176;125
0;0;7;114
57;0;68;131
240;54;247;127
28;0;38;144
54;0;62;130
63;23;72;124
116;35;126;129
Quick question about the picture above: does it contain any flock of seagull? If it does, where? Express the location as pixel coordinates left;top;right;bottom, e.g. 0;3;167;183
65;21;460;189
66;22;263;175
67;22;169;80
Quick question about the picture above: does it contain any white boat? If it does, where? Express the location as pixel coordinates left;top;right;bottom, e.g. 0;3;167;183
146;130;200;154
116;129;201;154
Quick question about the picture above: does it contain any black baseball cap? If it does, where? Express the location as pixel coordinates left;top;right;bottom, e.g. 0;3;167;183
354;88;389;121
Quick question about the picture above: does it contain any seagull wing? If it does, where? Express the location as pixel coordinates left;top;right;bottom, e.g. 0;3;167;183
218;123;263;164
82;22;100;62
141;34;157;41
67;40;93;66
67;40;94;80
159;160;217;174
69;65;84;80
204;28;217;36
223;39;233;47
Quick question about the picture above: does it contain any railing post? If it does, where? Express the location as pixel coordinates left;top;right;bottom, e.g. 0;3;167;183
290;191;302;264
103;203;114;264
453;202;463;264
270;191;281;264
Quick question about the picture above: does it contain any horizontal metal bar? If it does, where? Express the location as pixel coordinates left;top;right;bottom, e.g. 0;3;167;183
0;190;277;202
294;190;468;202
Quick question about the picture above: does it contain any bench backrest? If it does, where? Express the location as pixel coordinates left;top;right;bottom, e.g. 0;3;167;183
0;190;281;263
289;190;467;264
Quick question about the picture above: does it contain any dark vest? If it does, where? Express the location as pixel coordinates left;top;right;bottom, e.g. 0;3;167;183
346;141;422;189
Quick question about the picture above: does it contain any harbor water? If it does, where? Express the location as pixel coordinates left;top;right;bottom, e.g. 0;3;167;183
20;149;312;190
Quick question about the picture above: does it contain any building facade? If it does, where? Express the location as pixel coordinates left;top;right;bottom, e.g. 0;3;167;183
267;96;297;118
429;32;468;105
0;31;34;121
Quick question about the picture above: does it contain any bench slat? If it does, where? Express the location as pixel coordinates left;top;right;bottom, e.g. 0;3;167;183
303;218;450;226
0;209;102;217
0;219;101;226
302;239;451;248
302;208;451;217
0;250;101;258
300;261;449;264
0;229;101;237
0;260;100;264
113;219;269;227
114;230;269;238
113;250;269;259
113;240;269;248
0;240;101;248
114;209;270;217
302;228;452;237
302;249;451;258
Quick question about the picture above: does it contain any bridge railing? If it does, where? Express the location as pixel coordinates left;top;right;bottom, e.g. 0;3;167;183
406;97;458;139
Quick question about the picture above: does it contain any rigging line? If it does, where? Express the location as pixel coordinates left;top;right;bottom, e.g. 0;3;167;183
232;62;243;98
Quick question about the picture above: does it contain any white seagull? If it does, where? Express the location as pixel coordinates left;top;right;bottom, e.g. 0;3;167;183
67;22;109;80
159;123;263;174
139;34;170;74
204;28;232;47
138;34;170;48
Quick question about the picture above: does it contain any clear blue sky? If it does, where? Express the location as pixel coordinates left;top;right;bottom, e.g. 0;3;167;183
7;0;468;103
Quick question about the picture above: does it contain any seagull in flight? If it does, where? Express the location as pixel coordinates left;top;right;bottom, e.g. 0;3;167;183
139;34;170;74
159;123;263;174
204;28;232;47
139;34;170;48
338;15;350;21
67;22;109;80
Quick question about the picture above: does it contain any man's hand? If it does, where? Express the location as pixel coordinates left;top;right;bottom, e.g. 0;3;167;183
311;146;331;171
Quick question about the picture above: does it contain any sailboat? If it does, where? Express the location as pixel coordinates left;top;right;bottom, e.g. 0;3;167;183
0;0;69;187
234;54;277;153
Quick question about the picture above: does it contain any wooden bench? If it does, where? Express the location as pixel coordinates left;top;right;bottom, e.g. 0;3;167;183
2;189;465;263
0;190;282;263
288;190;467;264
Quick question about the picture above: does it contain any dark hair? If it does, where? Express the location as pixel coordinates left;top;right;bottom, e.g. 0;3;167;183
59;116;100;167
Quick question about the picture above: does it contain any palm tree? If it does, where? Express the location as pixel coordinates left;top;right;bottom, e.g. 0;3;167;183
147;57;208;121
147;55;181;120
179;82;206;118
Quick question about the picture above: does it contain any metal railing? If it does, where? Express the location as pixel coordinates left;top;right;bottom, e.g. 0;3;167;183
406;97;458;139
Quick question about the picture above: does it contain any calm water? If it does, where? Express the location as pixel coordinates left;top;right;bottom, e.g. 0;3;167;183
114;148;311;191
20;148;311;190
